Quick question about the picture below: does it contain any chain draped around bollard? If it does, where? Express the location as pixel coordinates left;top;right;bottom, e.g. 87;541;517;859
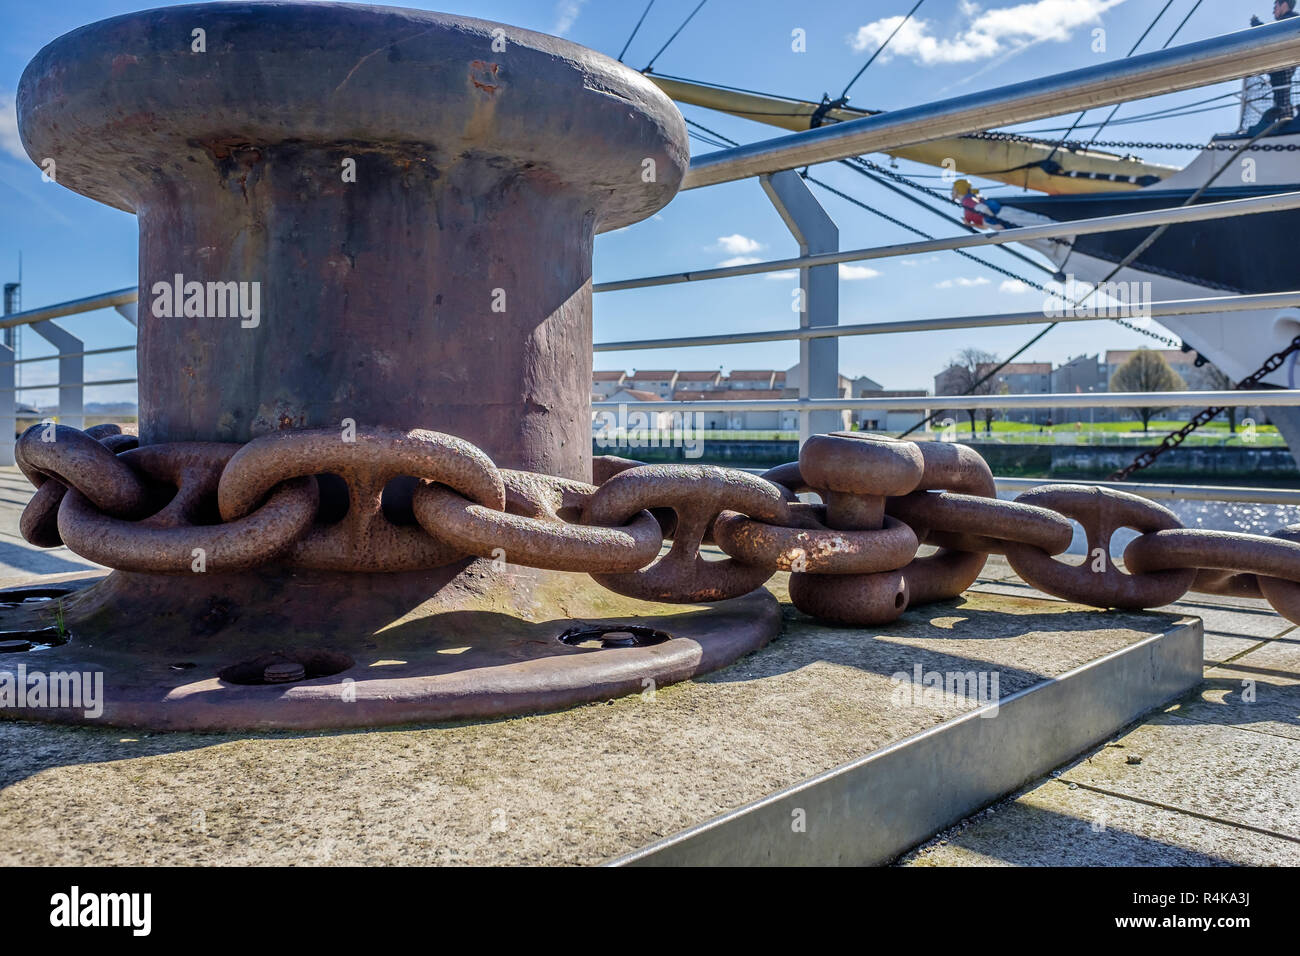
15;423;1300;627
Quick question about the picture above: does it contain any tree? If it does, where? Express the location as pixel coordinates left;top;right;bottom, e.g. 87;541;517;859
938;348;999;438
982;382;1009;435
1108;349;1186;432
1187;360;1238;433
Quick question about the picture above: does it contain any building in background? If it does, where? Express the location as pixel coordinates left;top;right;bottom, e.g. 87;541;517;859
674;370;723;390
622;370;678;399
840;373;928;432
1051;354;1108;424
982;362;1052;425
593;365;931;433
591;370;627;400
603;386;675;429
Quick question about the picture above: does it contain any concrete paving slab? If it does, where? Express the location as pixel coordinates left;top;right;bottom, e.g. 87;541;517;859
0;589;1196;866
1059;715;1300;841
973;581;1292;665
1166;677;1300;742
0;468;101;580
1209;633;1300;684
900;777;1300;866
975;555;1021;584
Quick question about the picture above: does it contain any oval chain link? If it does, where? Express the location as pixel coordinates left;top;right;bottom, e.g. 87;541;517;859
1004;485;1195;609
584;464;791;603
413;469;663;573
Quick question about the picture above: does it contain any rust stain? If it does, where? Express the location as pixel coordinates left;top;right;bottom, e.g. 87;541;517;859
470;60;500;93
110;54;139;77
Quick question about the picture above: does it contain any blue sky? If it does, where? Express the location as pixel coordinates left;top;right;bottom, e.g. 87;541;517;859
0;0;1270;404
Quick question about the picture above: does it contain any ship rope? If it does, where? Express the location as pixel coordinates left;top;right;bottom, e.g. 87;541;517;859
641;0;709;73
839;0;926;102
1044;0;1179;165
616;0;656;64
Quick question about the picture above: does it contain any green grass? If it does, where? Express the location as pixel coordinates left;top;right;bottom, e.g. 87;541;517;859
982;419;1277;435
594;418;1286;449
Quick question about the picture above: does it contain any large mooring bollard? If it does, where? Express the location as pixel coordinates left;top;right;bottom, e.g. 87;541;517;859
4;3;783;729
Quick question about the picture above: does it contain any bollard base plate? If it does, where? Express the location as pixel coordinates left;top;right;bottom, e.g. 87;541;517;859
0;561;780;731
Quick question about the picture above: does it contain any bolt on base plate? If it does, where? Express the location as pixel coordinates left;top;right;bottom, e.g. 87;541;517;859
0;561;780;731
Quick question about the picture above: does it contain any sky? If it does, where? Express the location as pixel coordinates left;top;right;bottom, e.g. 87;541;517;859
0;0;1274;405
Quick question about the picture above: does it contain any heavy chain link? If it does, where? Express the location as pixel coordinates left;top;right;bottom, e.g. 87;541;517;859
14;423;1300;627
968;131;1300;152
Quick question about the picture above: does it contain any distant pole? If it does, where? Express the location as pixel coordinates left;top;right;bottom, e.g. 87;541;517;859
2;282;18;349
0;282;17;465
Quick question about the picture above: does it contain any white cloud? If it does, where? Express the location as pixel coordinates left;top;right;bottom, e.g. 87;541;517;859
764;270;800;280
553;0;589;36
719;256;763;268
936;277;991;288
849;0;1125;66
715;234;763;255
0;91;26;161
999;279;1031;293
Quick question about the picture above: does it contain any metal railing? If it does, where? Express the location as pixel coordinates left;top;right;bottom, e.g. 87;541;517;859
0;287;138;461
4;18;1300;527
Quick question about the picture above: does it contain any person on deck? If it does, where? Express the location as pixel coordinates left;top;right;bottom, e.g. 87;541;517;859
1252;1;1299;123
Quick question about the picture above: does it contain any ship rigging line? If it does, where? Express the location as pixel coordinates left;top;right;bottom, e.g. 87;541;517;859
839;0;926;101
642;0;709;73
1163;0;1206;50
1085;0;1207;147
1046;0;1179;165
617;0;656;63
838;157;1065;274
802;171;1056;296
682;116;1060;281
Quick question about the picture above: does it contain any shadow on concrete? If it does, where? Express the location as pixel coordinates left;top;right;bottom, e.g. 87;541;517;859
1166;677;1300;732
701;594;1183;703
0;540;97;576
916;798;1248;866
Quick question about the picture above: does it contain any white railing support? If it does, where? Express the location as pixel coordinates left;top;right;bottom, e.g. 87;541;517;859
29;320;84;430
762;170;840;442
0;342;13;466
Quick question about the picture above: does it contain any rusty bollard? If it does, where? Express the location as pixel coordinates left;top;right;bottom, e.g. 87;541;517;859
5;3;784;730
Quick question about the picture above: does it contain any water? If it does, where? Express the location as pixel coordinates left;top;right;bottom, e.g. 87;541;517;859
996;491;1300;558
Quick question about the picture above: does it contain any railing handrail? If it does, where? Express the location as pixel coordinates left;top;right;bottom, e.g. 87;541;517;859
595;191;1300;292
593;391;1299;413
684;19;1300;189
0;287;136;331
596;292;1300;352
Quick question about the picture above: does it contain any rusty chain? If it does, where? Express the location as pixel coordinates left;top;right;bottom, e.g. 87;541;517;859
14;423;1300;628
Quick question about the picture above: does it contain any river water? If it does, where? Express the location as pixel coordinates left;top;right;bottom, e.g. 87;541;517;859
996;491;1300;558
